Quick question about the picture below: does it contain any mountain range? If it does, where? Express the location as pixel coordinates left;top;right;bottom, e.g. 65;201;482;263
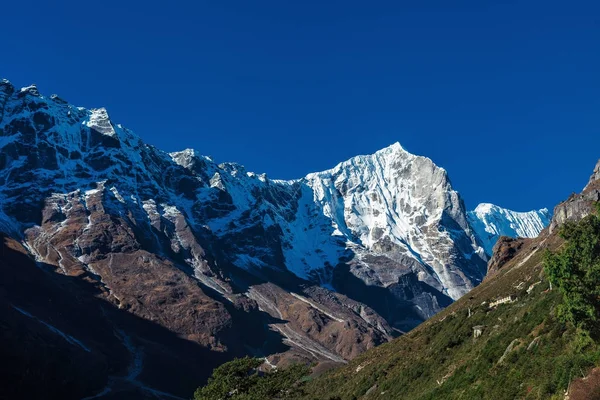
0;79;550;399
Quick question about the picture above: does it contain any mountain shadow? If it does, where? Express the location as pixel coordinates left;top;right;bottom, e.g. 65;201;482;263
0;232;288;399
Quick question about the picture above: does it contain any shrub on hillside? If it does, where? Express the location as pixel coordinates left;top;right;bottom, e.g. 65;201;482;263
194;357;310;400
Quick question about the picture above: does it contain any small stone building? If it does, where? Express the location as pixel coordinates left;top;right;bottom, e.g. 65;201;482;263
489;295;516;308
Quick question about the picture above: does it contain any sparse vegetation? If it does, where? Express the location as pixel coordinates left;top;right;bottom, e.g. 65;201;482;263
290;205;600;399
194;357;310;400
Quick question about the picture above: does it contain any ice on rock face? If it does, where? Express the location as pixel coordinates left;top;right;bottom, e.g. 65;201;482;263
299;142;487;301
306;142;442;247
84;108;116;137
170;149;218;179
169;149;197;169
467;203;551;255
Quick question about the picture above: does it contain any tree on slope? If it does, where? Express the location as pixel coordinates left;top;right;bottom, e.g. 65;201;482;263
544;203;600;340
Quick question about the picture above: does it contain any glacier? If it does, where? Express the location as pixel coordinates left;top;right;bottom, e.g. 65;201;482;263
467;203;551;255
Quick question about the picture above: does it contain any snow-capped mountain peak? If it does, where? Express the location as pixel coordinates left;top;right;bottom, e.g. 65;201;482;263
467;203;551;255
19;84;40;96
299;140;485;303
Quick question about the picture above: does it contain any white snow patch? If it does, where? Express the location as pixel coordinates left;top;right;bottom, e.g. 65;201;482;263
83;108;116;137
110;187;125;203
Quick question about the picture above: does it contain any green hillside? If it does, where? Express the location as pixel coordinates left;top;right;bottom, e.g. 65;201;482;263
296;214;600;400
194;202;600;400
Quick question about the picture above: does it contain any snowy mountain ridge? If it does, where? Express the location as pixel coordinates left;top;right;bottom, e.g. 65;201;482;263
0;79;549;338
467;203;551;255
168;140;488;306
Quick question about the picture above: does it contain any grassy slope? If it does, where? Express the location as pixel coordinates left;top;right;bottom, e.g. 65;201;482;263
297;232;600;400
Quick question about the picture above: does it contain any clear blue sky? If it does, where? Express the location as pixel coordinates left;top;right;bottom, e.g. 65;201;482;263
2;0;599;211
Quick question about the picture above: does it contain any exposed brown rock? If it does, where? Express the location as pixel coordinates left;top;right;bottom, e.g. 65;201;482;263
12;175;393;387
23;183;234;351
569;367;600;400
486;236;527;279
245;282;392;364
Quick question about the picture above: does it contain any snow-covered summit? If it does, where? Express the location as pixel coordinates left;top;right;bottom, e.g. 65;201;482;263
467;203;551;255
300;139;485;301
19;84;40;96
307;142;412;178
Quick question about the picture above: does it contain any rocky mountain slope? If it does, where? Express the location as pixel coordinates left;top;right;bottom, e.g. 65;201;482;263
0;79;549;398
295;159;600;400
0;232;232;399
